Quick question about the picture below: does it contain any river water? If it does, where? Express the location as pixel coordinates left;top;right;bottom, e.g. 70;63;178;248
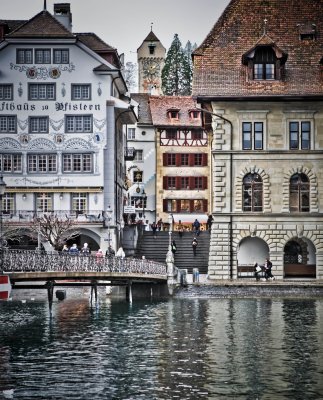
0;290;323;400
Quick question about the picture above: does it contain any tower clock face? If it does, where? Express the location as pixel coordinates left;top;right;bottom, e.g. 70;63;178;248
143;59;160;79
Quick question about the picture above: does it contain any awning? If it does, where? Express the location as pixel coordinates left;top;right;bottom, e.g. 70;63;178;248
172;214;208;224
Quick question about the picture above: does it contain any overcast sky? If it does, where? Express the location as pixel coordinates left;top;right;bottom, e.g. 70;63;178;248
2;0;231;63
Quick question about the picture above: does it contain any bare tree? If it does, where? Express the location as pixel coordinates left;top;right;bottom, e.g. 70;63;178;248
29;214;80;251
1;223;26;247
124;61;138;92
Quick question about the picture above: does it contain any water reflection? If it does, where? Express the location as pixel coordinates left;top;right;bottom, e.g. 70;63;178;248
0;297;322;399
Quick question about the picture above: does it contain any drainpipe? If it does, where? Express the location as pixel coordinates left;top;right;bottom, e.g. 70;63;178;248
196;105;234;279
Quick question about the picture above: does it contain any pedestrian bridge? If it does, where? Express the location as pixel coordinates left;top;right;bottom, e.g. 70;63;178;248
0;249;168;304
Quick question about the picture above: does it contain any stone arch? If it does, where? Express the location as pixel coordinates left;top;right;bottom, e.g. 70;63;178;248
284;237;309;264
233;228;275;254
28;138;56;150
65;138;91;149
282;166;318;212
0;138;22;149
235;165;271;212
281;229;320;252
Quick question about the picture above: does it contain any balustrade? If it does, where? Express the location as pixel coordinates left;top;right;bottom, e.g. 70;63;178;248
0;249;167;275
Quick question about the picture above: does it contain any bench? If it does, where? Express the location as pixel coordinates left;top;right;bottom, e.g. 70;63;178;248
237;265;265;278
284;264;316;277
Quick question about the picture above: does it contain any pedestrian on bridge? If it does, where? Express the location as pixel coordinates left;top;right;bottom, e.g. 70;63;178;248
81;243;91;256
69;243;79;255
116;247;125;258
96;249;104;270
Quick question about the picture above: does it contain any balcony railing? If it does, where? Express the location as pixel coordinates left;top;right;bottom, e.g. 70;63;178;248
1;210;104;223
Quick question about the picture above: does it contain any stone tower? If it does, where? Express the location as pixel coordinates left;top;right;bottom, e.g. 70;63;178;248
137;29;166;95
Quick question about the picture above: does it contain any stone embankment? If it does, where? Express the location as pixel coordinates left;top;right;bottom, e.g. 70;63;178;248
172;280;323;298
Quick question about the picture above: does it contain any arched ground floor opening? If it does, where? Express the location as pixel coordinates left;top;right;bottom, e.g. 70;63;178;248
237;236;269;268
284;238;316;278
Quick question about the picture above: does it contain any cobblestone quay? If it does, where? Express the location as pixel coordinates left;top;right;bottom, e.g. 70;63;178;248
173;280;323;298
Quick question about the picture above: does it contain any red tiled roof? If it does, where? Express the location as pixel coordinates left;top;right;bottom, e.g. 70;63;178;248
7;10;75;38
192;0;323;97
76;33;116;52
149;96;202;127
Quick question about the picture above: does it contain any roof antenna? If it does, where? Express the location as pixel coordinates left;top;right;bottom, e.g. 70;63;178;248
263;18;268;34
44;0;47;11
150;22;153;31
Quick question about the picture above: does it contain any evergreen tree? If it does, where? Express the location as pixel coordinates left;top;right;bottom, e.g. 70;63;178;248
184;40;197;69
161;34;192;96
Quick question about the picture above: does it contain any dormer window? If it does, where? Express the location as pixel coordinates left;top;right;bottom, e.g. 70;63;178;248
298;23;316;41
167;108;180;120
189;109;201;119
253;47;276;80
242;41;288;82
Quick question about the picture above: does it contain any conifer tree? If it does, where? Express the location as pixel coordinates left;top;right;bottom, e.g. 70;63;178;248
161;34;192;96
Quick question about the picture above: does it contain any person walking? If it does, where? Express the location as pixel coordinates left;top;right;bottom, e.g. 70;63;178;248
264;258;274;280
192;219;201;236
157;218;163;231
207;215;213;231
192;237;198;256
178;220;184;237
151;221;157;238
254;261;262;281
171;239;177;255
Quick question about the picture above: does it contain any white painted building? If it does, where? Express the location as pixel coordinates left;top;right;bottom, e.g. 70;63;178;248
0;3;136;252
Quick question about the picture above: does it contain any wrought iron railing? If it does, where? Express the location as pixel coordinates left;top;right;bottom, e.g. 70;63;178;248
0;249;167;275
2;210;104;223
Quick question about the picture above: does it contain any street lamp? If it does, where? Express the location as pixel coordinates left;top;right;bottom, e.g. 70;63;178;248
106;205;113;245
0;176;7;248
142;189;147;221
168;213;173;250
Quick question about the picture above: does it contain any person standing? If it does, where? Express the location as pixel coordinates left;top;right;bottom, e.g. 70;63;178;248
96;249;104;270
116;246;125;258
69;243;79;255
192;237;198;256
81;242;90;256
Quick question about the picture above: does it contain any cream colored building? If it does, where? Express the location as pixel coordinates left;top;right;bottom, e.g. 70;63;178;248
193;0;323;279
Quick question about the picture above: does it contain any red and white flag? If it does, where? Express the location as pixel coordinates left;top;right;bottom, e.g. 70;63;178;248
0;275;11;300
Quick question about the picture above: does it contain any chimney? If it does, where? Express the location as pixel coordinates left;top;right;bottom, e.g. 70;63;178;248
54;3;72;31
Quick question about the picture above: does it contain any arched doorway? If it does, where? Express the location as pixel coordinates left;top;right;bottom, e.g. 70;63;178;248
284;238;316;278
237;237;269;267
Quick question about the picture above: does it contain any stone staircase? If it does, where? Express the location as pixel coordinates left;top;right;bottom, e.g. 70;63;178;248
135;230;210;274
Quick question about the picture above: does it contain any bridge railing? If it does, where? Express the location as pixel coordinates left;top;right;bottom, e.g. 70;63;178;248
0;249;167;276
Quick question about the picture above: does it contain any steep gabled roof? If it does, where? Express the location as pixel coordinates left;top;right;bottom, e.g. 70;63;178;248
143;30;160;42
193;0;323;98
131;93;153;125
76;33;116;52
149;96;202;128
7;10;75;38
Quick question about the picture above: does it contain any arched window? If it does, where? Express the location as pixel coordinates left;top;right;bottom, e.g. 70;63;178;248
284;241;303;264
243;173;263;212
290;173;309;212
